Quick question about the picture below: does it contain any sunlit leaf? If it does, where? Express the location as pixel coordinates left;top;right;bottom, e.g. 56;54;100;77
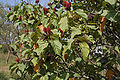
79;42;89;61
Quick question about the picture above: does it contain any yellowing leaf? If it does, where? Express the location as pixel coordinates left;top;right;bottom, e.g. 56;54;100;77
69;78;75;80
79;42;89;61
38;25;43;33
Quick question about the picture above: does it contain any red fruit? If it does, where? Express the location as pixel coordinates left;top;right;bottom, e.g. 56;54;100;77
26;3;29;5
47;26;52;34
54;8;56;11
43;27;47;33
63;1;67;7
16;59;20;62
66;2;71;10
58;28;63;33
9;8;11;10
25;29;29;33
43;7;49;14
35;0;39;3
58;28;64;37
61;32;64;37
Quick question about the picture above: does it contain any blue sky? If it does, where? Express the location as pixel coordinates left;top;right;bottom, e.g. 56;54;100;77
0;0;49;7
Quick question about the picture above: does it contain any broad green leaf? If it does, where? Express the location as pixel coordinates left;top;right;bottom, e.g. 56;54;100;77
74;73;81;77
50;40;62;55
20;34;25;40
75;9;88;19
105;0;117;5
63;39;74;54
65;73;69;80
10;44;17;50
71;27;81;38
59;17;68;32
9;78;15;80
102;10;120;22
87;25;98;30
17;71;22;77
79;42;89;61
9;15;14;21
115;46;120;53
40;75;49;80
34;40;48;55
28;19;35;24
0;45;2;48
18;63;26;72
22;49;31;56
31;57;38;66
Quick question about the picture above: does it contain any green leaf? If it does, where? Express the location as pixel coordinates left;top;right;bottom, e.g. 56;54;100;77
59;17;68;32
50;40;62;55
9;78;15;80
9;15;14;21
105;0;117;5
65;73;69;80
63;39;74;54
28;19;35;24
9;63;16;70
34;40;48;55
87;25;98;30
102;10;120;22
40;75;49;80
71;27;81;38
22;49;31;56
17;70;22;77
75;9;88;19
0;45;2;48
32;57;38;66
115;46;120;53
18;63;26;72
10;44;17;51
74;73;81;77
79;42;89;61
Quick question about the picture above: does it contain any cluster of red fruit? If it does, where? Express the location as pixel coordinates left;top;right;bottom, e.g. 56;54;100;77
43;7;49;14
43;26;52;35
63;1;71;10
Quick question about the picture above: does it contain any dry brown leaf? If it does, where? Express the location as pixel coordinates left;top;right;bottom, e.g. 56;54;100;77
106;70;115;80
99;16;107;32
33;43;39;50
34;60;41;72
